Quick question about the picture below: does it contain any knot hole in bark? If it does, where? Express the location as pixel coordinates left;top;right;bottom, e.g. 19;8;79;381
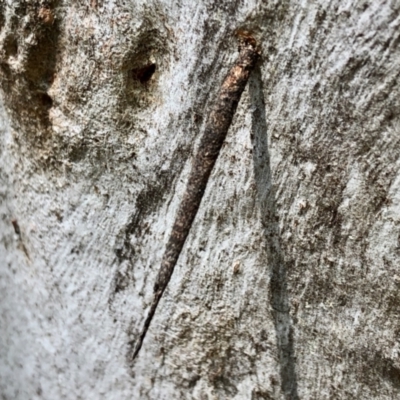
0;0;61;161
132;63;156;84
120;27;169;109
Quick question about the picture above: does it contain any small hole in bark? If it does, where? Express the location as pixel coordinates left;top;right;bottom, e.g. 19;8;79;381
39;93;53;109
132;63;156;84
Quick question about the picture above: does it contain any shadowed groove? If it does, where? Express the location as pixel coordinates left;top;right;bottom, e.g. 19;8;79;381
249;66;299;400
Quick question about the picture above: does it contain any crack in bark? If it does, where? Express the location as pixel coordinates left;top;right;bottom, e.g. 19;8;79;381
131;36;260;361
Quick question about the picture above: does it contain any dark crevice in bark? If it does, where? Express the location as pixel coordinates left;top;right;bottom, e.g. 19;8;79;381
131;63;156;84
249;66;299;400
0;0;61;163
120;27;168;109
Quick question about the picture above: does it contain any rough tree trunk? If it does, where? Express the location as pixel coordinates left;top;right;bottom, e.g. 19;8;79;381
1;1;400;399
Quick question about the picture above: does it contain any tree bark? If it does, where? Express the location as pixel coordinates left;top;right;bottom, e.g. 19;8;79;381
1;1;400;399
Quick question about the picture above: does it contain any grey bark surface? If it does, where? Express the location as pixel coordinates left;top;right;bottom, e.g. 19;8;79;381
0;1;399;399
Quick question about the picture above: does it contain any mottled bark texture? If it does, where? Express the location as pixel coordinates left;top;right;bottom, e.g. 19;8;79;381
132;37;260;360
1;1;400;399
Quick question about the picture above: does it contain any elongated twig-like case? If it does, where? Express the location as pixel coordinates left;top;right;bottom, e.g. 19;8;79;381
132;36;260;360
